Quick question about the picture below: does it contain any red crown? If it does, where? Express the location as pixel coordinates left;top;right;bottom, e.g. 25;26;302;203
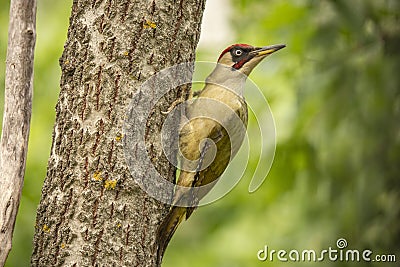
218;43;254;61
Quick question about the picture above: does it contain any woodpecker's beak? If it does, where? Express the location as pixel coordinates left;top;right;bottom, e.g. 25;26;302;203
251;44;286;57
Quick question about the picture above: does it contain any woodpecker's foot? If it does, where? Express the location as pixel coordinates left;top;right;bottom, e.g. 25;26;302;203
161;89;200;114
161;98;185;114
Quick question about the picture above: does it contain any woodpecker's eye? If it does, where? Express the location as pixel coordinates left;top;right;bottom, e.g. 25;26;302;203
234;49;243;56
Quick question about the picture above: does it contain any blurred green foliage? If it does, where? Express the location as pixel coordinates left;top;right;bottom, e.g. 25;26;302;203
0;0;399;266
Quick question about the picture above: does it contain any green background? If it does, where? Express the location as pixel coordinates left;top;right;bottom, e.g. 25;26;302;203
0;0;399;266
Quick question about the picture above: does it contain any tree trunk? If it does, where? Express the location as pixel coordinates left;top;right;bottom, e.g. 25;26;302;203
0;0;36;265
31;0;205;266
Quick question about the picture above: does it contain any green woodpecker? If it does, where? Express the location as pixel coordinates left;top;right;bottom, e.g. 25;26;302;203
156;43;285;262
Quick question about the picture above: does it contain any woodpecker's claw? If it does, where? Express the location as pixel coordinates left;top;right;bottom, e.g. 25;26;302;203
161;98;184;114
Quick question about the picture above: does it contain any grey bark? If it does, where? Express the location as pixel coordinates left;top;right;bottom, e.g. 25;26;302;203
31;0;205;266
0;0;37;265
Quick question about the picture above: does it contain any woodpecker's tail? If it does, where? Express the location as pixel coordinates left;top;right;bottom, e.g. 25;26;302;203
156;206;186;265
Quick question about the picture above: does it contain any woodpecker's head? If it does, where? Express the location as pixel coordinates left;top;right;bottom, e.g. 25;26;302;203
217;43;286;76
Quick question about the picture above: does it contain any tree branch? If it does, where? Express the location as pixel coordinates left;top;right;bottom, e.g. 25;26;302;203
0;0;37;265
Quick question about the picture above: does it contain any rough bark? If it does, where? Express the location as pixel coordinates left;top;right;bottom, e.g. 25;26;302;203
0;0;36;265
31;0;205;266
